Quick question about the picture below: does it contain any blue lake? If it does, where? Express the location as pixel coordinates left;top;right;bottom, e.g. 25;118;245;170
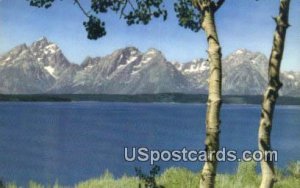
0;102;299;185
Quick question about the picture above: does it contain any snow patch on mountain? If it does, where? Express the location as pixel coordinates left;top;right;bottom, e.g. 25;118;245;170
146;48;160;55
44;44;59;54
4;56;11;61
127;56;138;64
44;66;56;78
84;64;93;71
235;49;245;55
287;74;295;80
141;57;152;64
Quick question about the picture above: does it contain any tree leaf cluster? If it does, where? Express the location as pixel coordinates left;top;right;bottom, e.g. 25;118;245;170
174;0;201;32
28;0;204;39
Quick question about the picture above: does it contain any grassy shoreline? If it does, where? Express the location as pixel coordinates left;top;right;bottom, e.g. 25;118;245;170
0;93;299;105
3;162;300;188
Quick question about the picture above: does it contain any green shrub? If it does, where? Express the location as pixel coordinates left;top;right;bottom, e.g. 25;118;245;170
158;167;198;188
5;162;300;188
286;161;300;178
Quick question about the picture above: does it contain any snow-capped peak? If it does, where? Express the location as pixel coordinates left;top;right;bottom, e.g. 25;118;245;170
37;36;48;42
44;44;60;54
235;49;247;55
31;37;50;47
30;37;61;55
146;48;161;56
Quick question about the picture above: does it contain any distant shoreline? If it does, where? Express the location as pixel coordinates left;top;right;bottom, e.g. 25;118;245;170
0;93;299;105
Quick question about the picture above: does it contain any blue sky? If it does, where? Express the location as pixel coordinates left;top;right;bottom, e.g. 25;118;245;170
0;0;299;71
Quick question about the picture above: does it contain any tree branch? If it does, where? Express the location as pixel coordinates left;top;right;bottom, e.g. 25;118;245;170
74;0;90;17
128;0;136;11
212;0;225;12
120;0;128;18
192;0;201;11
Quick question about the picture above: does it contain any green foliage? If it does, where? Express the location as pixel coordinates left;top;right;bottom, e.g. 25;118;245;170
28;180;45;188
28;0;55;8
28;0;167;40
0;179;5;188
4;162;300;188
274;176;300;188
174;0;201;32
91;0;167;25
76;170;138;188
6;183;18;188
83;15;106;39
91;0;121;13
286;161;300;178
230;161;260;187
25;0;229;40
158;167;199;188
27;0;228;39
135;165;164;188
122;0;167;25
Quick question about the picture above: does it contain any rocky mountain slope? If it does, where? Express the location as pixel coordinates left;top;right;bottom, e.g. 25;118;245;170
0;38;299;96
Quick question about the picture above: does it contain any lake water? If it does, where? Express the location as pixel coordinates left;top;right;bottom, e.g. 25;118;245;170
0;102;299;185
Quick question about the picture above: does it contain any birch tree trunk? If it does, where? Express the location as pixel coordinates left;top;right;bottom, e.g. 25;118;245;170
194;1;224;188
258;1;290;188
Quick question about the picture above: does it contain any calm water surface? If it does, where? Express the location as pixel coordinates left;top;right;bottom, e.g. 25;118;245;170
0;102;299;185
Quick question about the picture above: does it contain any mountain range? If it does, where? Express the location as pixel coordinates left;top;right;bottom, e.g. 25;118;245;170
0;37;299;96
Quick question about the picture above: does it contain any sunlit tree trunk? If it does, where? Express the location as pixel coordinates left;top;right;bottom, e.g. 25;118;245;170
258;1;290;188
193;1;224;188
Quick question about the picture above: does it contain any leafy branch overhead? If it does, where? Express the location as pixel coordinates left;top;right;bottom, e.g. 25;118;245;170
28;0;168;39
28;0;226;40
29;0;55;8
174;0;201;32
